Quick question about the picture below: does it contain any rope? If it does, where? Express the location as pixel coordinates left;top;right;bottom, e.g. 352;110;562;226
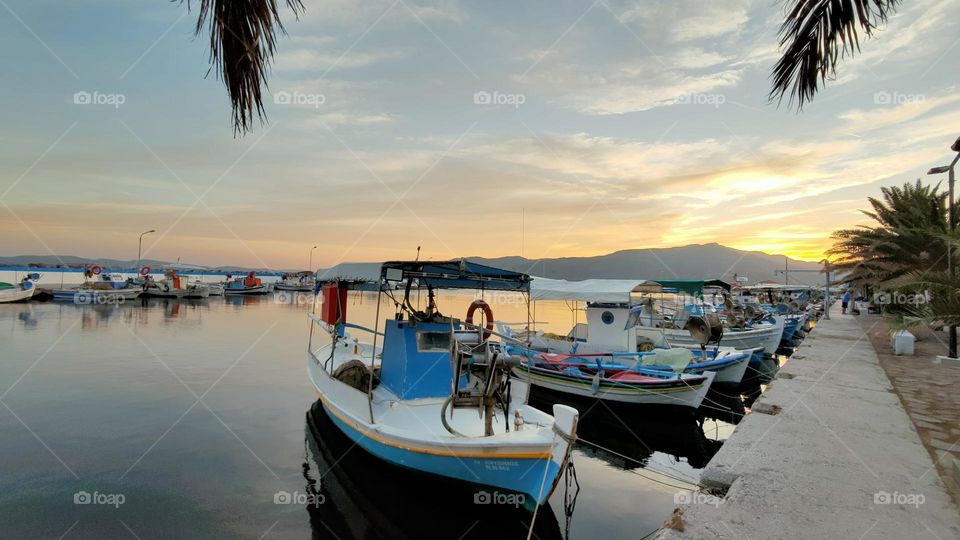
577;437;699;488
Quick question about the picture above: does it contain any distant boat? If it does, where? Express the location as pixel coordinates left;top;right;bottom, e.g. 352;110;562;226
274;271;315;292
0;273;39;303
142;271;210;298
201;281;225;296
51;270;143;303
223;272;270;295
307;260;579;509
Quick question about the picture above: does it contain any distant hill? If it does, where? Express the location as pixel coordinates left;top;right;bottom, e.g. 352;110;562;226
1;243;825;285
468;243;823;285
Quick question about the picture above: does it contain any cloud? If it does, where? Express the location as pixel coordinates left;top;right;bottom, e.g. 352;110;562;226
274;48;406;72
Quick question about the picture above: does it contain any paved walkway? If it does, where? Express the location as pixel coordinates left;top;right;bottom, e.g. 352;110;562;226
857;314;960;507
657;304;960;540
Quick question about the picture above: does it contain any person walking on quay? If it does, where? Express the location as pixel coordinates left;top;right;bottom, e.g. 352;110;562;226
841;290;851;314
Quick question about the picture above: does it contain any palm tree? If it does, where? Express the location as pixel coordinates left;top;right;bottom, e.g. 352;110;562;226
770;0;901;109
828;180;949;290
186;0;303;135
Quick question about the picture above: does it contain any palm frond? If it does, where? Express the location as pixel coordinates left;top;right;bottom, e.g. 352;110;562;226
770;0;900;109
186;0;303;135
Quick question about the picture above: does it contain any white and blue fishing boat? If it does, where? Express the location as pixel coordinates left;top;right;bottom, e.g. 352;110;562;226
0;273;40;303
52;269;143;303
223;272;270;295
274;271;315;292
306;260;579;510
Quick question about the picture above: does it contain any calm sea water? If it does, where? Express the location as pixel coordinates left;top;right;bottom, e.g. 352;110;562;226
0;290;734;539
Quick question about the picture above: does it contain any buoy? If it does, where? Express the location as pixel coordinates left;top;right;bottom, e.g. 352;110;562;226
91;265;103;275
139;266;151;276
465;299;495;339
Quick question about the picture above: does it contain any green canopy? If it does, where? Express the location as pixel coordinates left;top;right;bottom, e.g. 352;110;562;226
651;279;731;298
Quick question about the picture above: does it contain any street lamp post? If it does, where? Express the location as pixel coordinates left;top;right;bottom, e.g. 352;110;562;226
926;136;960;358
308;245;318;271
137;229;156;270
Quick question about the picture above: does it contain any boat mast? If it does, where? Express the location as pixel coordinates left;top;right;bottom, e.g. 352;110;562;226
367;279;383;424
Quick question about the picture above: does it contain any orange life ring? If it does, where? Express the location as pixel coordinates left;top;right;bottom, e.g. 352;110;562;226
91;265;103;275
465;300;494;339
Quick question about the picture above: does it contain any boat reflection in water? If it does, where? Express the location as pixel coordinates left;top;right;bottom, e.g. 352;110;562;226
304;400;567;540
527;387;724;471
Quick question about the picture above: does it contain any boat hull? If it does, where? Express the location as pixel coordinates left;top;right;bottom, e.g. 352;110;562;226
273;283;313;292
682;352;750;385
0;287;36;303
636;316;785;354
51;288;142;303
307;342;576;508
223;285;270;295
514;363;715;410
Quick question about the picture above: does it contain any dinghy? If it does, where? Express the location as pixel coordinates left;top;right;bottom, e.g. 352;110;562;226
307;260;578;509
0;273;39;303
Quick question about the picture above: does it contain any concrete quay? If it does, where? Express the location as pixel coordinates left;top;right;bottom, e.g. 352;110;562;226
657;305;960;539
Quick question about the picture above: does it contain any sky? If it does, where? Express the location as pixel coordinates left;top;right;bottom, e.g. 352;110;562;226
0;0;958;270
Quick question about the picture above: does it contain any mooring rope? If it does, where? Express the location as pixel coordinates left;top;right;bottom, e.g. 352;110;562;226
576;436;699;489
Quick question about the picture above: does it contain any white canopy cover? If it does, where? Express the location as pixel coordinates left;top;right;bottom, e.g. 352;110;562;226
529;276;655;303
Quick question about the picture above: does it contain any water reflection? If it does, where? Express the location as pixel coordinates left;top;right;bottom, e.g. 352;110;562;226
527;388;723;471
304;400;566;540
225;294;266;307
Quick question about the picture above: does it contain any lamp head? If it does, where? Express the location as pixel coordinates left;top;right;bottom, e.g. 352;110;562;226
951;136;960;153
928;166;951;175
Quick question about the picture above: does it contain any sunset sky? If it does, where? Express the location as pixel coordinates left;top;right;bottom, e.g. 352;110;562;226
1;0;958;269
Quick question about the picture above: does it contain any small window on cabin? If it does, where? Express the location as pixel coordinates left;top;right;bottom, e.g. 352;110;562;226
601;311;615;325
417;331;450;351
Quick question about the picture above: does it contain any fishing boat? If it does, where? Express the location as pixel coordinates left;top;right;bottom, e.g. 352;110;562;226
0;273;40;303
307;260;579;509
199;281;224;296
223;272;270;295
511;350;716;410
630;285;786;354
504;277;753;387
142;271;210;299
274;271;315;292
52;269;143;304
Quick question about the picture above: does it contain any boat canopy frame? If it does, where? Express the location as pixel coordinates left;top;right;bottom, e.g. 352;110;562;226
308;259;533;423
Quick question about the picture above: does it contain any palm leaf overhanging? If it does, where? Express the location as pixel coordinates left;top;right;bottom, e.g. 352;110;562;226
186;0;304;135
771;0;901;109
